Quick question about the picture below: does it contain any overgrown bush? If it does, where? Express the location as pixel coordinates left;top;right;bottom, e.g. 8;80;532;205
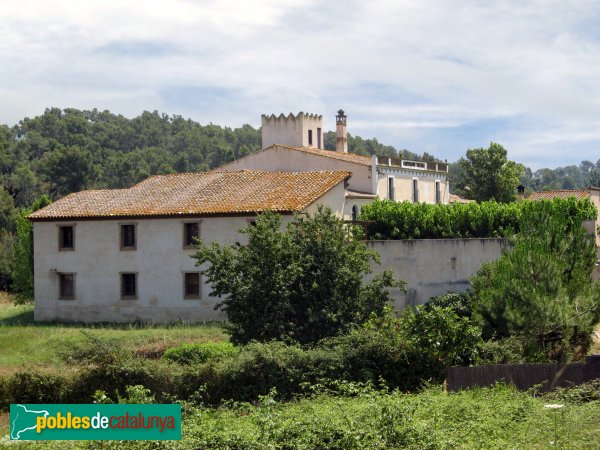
475;337;527;365
471;201;600;362
361;197;597;240
12;195;51;303
163;342;238;365
195;207;404;345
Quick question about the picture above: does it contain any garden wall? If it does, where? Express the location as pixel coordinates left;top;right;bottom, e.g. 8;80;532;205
367;238;506;308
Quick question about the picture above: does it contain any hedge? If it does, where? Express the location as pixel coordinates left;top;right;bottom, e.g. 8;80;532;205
361;197;597;240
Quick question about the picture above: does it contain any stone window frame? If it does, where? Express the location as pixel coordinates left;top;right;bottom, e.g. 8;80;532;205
58;223;76;251
182;220;202;250
58;272;76;300
183;271;201;300
120;222;137;251
120;272;138;300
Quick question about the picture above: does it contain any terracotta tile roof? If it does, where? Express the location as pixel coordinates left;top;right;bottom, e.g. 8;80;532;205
29;170;351;221
528;189;590;201
273;145;372;166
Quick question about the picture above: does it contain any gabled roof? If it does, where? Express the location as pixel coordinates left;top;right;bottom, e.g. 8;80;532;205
216;144;372;168
29;170;351;221
273;145;372;166
528;189;590;201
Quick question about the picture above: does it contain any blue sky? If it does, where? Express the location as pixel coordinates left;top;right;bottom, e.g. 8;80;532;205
1;0;600;169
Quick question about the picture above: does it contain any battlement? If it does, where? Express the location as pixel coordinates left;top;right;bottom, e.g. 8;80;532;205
261;112;324;149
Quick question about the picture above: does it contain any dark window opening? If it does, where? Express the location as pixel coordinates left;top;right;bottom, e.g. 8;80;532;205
121;273;137;299
59;273;75;300
121;224;136;249
59;226;74;250
413;179;419;203
317;128;322;148
435;181;441;204
183;222;200;248
352;205;358;221
184;272;200;298
388;177;395;201
308;129;313;146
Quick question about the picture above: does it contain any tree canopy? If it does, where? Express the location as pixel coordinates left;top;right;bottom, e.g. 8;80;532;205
456;142;524;202
193;207;404;344
470;200;600;361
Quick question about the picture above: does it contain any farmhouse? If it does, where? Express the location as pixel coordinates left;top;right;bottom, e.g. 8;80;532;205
217;110;451;219
29;170;350;322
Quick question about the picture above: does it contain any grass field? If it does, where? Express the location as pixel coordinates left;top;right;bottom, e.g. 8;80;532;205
0;294;228;374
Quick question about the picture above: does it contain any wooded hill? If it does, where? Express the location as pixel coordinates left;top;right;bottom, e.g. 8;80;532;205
0;107;598;231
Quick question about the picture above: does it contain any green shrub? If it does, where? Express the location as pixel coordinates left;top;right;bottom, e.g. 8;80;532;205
4;371;68;405
476;337;527;365
544;378;600;404
424;291;473;318
163;342;238;365
361;197;597;240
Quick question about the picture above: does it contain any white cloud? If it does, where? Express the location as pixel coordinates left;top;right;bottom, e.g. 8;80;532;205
1;0;600;167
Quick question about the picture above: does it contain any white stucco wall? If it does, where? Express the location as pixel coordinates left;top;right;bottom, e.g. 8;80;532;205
218;146;374;194
367;239;506;308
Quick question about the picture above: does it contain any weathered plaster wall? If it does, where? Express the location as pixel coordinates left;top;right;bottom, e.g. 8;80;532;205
366;239;506;308
261;113;323;149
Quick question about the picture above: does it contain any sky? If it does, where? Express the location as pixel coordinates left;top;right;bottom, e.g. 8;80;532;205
1;0;600;169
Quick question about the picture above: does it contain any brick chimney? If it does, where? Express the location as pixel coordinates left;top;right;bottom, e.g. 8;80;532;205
517;185;525;201
336;109;348;153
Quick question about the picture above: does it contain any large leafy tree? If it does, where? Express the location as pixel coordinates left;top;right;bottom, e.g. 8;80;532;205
471;200;600;361
193;207;404;344
12;195;52;303
458;142;524;202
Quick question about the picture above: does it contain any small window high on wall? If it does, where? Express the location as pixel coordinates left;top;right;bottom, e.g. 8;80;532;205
388;177;395;201
435;180;441;204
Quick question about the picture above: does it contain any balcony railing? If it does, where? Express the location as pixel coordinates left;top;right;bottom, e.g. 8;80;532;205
376;156;448;173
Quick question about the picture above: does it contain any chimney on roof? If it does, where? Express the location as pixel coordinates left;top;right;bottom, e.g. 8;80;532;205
336;109;348;153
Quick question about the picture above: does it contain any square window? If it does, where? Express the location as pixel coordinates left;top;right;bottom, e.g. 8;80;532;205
184;272;200;298
59;225;74;250
121;273;137;299
183;222;200;248
59;273;75;300
121;224;136;250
